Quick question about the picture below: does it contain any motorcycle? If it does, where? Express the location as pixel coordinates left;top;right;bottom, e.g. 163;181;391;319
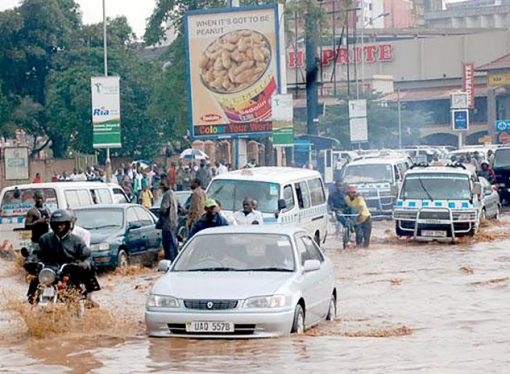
21;248;94;313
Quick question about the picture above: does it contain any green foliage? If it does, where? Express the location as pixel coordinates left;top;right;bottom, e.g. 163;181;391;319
318;92;432;149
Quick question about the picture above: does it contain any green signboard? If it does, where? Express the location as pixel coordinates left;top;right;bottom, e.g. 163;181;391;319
91;76;121;148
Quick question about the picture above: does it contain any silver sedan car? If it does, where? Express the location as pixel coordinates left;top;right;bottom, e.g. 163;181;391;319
145;226;337;338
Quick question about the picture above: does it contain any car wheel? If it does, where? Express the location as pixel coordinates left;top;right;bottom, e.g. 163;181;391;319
291;304;305;334
117;249;129;268
326;293;337;321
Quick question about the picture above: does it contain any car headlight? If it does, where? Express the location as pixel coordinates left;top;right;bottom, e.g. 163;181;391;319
244;295;287;308
146;294;180;308
91;242;110;251
38;268;56;286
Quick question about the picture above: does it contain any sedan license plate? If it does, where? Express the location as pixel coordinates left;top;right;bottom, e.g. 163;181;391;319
186;321;234;333
422;230;447;238
42;287;55;298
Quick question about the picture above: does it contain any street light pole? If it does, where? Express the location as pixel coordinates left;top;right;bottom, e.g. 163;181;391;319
397;88;402;149
361;12;390;94
103;0;111;182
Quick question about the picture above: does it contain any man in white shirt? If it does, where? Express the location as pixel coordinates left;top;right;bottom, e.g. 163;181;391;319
233;198;264;225
216;160;228;175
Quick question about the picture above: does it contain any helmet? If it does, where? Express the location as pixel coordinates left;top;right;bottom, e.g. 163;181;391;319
50;210;73;238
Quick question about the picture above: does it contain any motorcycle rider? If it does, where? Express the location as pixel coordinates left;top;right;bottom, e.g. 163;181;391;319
24;210;100;304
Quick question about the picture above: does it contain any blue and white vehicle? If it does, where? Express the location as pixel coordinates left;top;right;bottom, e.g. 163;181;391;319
393;164;483;241
206;167;328;244
342;156;411;217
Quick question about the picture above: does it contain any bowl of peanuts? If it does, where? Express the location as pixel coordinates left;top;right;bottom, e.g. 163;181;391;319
199;29;277;124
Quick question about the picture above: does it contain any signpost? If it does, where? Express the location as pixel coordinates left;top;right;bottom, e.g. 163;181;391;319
4;147;29;181
349;99;368;144
450;92;469;148
495;119;510;144
272;94;294;146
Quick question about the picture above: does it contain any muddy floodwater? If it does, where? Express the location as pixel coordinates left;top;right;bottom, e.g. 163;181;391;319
1;216;510;373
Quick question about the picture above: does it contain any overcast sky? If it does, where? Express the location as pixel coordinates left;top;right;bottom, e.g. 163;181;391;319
0;0;157;38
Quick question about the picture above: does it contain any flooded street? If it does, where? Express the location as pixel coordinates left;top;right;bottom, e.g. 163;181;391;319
1;216;510;373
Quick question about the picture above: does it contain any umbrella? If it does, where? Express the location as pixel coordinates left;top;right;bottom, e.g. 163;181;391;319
179;148;209;160
133;159;151;170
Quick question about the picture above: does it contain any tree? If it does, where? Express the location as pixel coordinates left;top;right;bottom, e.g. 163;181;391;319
318;91;432;149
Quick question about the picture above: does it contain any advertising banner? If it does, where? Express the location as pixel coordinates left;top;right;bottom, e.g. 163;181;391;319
272;94;293;146
185;5;282;139
91;76;121;148
4;147;29;180
462;63;475;109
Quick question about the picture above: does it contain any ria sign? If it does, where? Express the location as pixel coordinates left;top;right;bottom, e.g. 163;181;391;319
288;44;394;68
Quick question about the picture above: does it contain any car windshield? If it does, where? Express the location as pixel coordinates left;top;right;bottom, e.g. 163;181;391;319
343;164;393;183
75;209;124;230
1;188;58;217
173;234;295;272
207;180;280;213
401;173;471;200
494;149;510;168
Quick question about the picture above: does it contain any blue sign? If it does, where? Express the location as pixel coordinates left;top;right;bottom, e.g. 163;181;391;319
451;109;469;131
495;120;510;132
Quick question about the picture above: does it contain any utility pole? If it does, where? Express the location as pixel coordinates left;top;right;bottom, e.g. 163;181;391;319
102;0;111;182
305;9;319;135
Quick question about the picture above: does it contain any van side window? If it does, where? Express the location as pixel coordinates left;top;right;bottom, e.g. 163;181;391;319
95;189;113;204
65;190;92;208
295;182;311;209
308;178;326;206
283;185;295;210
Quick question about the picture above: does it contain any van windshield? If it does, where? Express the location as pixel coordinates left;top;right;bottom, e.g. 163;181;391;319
207;180;280;213
494;149;510;168
1;188;58;217
343;164;393;183
401;174;471;200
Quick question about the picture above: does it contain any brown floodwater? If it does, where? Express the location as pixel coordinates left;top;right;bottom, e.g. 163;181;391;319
1;215;510;373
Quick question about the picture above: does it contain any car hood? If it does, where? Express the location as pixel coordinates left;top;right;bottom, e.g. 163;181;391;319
153;271;294;299
90;229;123;244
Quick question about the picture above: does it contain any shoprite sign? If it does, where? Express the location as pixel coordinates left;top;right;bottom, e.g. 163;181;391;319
288;44;394;68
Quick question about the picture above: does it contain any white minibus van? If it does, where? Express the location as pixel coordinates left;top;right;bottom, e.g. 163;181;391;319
0;181;126;250
206;167;329;244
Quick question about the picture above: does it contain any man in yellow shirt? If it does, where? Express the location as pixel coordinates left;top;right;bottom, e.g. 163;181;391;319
140;181;153;209
344;185;372;247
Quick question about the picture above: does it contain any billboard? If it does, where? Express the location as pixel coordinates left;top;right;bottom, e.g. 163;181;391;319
185;5;283;139
4;147;29;180
91;76;121;148
272;94;293;146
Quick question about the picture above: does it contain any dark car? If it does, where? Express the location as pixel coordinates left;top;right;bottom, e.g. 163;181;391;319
151;191;191;243
493;147;510;204
74;204;162;269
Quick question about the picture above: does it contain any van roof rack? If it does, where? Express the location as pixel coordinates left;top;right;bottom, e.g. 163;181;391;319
410;162;430;169
445;162;466;170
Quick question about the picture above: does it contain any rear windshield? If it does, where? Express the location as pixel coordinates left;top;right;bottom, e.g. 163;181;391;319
494;149;510;168
1;188;58;217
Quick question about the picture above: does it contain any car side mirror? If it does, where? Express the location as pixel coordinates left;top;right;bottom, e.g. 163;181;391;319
473;182;482;196
277;198;287;211
158;259;171;272
127;222;142;231
303;259;321;273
